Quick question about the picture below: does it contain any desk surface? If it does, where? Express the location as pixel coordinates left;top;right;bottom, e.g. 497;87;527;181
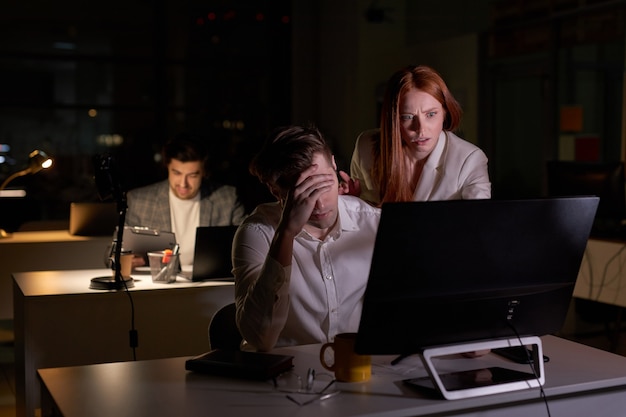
15;268;235;417
14;268;233;296
0;230;106;243
1;232;112;319
38;335;626;417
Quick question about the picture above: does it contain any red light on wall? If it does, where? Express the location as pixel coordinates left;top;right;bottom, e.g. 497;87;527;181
256;12;264;21
224;10;236;20
196;17;204;26
281;15;290;24
207;12;217;21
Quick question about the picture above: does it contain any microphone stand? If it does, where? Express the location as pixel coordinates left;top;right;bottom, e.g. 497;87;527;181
90;190;135;290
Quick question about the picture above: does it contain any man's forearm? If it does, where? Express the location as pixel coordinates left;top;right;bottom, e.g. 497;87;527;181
236;259;291;351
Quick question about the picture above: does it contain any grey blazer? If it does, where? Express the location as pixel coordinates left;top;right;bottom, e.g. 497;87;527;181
125;180;245;232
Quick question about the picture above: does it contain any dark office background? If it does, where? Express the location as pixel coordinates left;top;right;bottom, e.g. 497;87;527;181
1;0;625;231
0;0;291;230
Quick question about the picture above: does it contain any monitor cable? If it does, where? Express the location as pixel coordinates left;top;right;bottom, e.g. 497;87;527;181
506;322;551;417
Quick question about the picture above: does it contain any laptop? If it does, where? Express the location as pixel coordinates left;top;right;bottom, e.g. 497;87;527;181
69;202;118;236
187;225;238;282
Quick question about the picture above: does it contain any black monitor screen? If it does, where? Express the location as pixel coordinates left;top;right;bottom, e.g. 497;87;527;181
547;160;625;235
355;197;598;356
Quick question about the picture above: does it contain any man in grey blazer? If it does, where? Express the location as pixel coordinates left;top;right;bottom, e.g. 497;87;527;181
126;133;245;267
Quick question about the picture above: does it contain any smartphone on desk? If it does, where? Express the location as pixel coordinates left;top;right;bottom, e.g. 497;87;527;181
492;346;550;364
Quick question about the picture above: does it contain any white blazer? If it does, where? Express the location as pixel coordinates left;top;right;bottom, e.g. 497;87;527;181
350;129;491;204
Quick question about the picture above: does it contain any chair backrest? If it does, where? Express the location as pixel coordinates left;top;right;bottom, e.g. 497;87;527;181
208;303;242;350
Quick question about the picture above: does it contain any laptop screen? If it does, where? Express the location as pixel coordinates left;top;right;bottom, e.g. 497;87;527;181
190;225;238;282
69;202;118;236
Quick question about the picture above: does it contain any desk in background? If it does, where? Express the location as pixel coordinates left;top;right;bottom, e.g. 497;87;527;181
38;335;626;417
14;269;235;417
574;238;626;307
0;230;111;319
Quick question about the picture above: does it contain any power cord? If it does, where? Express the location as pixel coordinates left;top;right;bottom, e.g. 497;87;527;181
120;277;138;361
506;322;551;417
108;240;138;361
596;244;626;301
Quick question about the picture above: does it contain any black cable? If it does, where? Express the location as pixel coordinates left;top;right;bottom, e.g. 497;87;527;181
93;153;138;360
121;277;137;361
391;353;410;365
506;322;551;417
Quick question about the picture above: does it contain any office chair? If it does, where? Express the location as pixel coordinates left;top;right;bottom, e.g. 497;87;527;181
208;302;242;350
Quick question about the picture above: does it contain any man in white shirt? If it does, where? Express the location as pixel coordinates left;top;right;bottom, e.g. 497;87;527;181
233;125;381;351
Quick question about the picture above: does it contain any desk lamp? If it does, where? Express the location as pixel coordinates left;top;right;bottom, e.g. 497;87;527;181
0;150;53;238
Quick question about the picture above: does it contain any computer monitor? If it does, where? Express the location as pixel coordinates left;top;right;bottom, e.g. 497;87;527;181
546;160;626;236
355;197;598;399
355;196;598;356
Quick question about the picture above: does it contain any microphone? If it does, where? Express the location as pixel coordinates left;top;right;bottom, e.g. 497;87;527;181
90;153;134;290
93;153;124;202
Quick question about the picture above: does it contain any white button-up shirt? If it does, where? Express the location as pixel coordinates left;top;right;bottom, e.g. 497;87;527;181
233;195;381;351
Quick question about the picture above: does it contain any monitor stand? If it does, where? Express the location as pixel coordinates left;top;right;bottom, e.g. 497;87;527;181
416;336;544;400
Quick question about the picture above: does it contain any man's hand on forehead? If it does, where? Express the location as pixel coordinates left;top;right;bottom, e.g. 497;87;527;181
297;164;319;183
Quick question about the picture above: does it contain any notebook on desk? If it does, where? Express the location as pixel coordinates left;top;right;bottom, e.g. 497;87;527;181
184;225;238;282
185;349;294;380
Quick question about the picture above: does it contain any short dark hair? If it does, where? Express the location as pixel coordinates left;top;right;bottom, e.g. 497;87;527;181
249;125;332;191
162;133;209;168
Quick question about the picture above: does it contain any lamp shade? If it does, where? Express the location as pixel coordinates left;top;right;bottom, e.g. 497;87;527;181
0;149;54;238
28;150;53;174
0;149;53;191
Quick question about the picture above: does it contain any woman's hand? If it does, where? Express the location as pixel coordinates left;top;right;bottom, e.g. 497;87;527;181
462;349;491;358
338;170;361;197
131;255;146;268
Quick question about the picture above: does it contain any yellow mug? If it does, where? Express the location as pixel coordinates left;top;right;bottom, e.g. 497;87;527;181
320;332;371;382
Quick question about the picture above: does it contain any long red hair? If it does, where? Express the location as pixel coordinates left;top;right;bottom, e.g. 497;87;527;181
372;65;462;204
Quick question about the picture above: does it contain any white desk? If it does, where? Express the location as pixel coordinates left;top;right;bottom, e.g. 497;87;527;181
574;238;626;307
38;335;626;417
0;230;111;319
14;269;235;417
